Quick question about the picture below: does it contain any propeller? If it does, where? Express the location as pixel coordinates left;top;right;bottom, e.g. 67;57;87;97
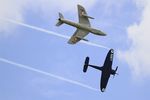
112;66;118;78
115;66;118;74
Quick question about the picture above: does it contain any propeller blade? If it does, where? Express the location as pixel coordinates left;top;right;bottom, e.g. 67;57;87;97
112;66;118;78
115;66;118;72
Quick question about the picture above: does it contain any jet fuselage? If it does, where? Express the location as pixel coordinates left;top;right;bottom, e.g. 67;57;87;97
60;18;106;36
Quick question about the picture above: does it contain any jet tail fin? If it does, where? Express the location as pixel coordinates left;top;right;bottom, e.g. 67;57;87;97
56;13;64;26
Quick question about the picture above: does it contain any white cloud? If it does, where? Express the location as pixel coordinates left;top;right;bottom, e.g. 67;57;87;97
118;0;150;79
0;0;97;34
33;0;97;12
0;0;28;34
98;0;126;15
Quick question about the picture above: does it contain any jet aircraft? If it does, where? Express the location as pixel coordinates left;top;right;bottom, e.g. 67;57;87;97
56;4;106;44
83;49;118;92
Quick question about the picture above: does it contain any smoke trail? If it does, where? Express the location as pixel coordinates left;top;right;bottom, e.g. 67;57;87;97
81;41;110;49
0;57;99;92
1;18;110;50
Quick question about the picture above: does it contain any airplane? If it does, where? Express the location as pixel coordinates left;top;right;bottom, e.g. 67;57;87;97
56;4;106;44
83;49;118;92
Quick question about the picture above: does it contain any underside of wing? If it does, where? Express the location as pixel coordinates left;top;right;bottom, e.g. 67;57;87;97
78;5;91;27
100;77;110;92
68;29;89;44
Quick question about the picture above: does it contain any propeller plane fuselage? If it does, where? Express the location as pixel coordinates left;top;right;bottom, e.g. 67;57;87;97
83;49;118;92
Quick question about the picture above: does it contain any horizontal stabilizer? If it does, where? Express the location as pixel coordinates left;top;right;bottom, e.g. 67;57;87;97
56;13;64;26
83;57;89;72
58;12;64;19
56;20;63;26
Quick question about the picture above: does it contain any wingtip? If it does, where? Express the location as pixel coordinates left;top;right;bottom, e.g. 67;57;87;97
67;41;74;44
101;88;105;92
77;4;81;7
77;4;84;8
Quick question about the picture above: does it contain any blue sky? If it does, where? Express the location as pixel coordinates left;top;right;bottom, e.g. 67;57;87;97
0;0;150;100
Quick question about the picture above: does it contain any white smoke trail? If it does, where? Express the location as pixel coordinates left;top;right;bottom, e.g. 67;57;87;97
1;18;110;50
81;41;110;49
0;57;99;92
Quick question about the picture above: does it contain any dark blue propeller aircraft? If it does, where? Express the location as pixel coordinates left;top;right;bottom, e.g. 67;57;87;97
83;49;118;92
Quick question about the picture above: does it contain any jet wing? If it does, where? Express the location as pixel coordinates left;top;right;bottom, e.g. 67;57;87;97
68;29;89;44
78;5;91;27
